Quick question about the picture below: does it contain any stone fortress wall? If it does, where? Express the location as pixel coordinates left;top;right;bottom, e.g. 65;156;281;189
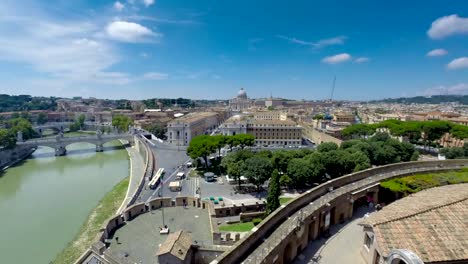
74;153;468;264
213;159;468;264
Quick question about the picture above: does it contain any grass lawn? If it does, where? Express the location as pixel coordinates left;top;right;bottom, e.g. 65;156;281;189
279;197;293;205
52;177;129;264
381;168;468;195
219;222;255;232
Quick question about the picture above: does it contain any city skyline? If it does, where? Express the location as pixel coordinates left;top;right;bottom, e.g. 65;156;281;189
0;0;467;100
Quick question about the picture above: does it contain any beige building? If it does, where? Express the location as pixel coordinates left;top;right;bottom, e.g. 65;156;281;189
360;184;468;264
248;119;302;146
333;111;355;123
220;115;302;146
167;112;220;146
253;111;287;121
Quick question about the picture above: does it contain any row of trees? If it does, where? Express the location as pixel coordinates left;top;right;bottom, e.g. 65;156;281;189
219;132;419;192
0;94;57;112
0;118;35;149
342;119;468;146
187;134;255;169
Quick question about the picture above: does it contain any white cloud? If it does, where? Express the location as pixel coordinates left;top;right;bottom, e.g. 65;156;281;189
142;72;168;80
143;0;155;7
0;3;139;90
322;53;352;64
447;57;468;70
355;57;370;63
424;83;468;95
314;36;347;48
106;21;159;42
427;14;468;39
276;35;346;48
426;49;448;57
113;1;125;11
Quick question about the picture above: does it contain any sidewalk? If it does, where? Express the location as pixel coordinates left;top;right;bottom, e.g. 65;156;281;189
118;144;145;214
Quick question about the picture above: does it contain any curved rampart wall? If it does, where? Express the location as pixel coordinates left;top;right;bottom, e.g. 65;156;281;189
214;159;468;264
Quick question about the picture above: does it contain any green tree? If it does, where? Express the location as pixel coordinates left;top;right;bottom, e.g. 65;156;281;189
317;142;339;152
77;114;86;129
7;118;35;140
112;114;133;132
227;160;244;188
342;124;376;138
271;150;292;173
279;174;292;188
266;169;281;215
440;147;465;159
287;157;323;186
143;124;167;139
312;113;325;120
0;128;16;149
36;112;48;125
234;134;255;149
242;156;273;191
187;135;216;170
212;135;227;157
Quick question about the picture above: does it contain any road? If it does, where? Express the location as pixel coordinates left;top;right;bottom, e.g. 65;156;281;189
137;138;191;202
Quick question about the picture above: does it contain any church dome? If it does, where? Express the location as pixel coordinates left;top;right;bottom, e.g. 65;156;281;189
237;88;247;99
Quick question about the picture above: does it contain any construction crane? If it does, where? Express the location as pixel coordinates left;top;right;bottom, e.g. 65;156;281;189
330;76;336;102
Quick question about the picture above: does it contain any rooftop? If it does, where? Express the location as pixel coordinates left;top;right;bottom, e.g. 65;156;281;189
107;207;212;264
361;184;468;263
169;112;218;124
157;230;192;261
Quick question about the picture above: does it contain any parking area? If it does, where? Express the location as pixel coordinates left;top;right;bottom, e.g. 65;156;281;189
199;175;267;201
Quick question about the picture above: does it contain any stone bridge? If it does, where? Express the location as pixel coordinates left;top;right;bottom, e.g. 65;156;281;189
33;122;73;134
18;132;134;156
33;122;115;136
212;159;468;264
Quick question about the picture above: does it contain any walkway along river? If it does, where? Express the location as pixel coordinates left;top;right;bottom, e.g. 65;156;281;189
0;142;129;264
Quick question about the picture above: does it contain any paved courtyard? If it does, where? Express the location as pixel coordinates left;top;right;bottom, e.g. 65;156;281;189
107;207;212;264
294;206;369;264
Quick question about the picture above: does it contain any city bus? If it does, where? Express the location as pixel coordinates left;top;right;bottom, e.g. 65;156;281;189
148;168;165;189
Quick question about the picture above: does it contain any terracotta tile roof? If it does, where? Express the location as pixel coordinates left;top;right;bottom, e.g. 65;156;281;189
157;230;192;261
361;184;468;262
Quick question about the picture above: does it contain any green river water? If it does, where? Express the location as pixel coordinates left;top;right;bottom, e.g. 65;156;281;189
0;142;129;264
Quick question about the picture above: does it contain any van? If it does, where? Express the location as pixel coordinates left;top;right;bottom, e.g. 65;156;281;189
176;172;185;180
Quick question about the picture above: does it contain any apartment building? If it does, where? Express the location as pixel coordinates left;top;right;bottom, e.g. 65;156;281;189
248;119;302;146
220;114;302;146
166;112;220;146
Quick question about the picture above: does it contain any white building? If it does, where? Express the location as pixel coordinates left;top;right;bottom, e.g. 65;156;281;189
229;88;252;112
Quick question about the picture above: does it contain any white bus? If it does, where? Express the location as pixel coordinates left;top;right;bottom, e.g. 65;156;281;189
148;168;165;189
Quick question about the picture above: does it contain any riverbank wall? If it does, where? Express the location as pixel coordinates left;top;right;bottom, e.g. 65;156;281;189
0;145;36;171
117;137;151;213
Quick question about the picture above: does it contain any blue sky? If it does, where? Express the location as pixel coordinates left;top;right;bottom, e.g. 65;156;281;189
0;0;467;100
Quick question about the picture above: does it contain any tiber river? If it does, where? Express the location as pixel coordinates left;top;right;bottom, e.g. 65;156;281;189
0;142;129;264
